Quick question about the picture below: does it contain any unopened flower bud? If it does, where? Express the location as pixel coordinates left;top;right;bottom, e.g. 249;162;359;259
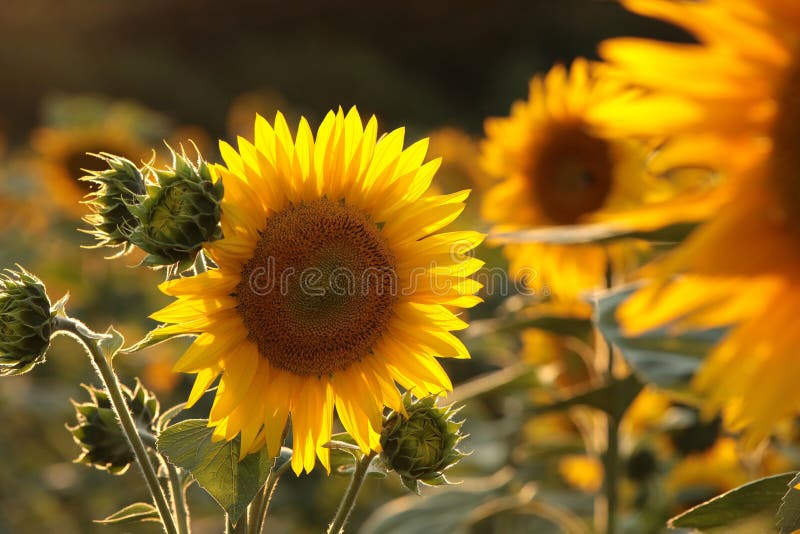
380;394;467;493
68;379;159;474
126;147;223;269
81;153;146;255
0;267;53;376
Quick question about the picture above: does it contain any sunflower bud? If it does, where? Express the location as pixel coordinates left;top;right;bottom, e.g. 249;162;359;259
81;153;146;255
0;268;53;376
379;394;467;493
68;379;159;474
126;148;223;269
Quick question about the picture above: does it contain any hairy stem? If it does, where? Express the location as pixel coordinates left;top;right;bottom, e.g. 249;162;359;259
54;316;178;534
327;452;376;534
247;455;292;534
168;463;191;534
602;260;619;534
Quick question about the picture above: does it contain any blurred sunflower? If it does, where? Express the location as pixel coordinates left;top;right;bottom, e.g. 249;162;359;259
152;108;483;474
31;125;148;218
226;89;297;139
666;438;748;510
604;0;800;444
428;127;492;195
559;454;604;494
480;59;675;305
30;96;171;218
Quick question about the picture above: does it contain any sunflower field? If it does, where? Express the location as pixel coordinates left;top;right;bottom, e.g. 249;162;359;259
2;1;799;533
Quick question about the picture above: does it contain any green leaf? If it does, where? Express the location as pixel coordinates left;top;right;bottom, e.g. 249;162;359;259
120;325;193;354
94;502;160;525
157;419;272;523
97;326;125;361
596;284;726;391
491;221;696;246
669;472;795;531
777;472;800;533
156;403;186;433
532;374;643;420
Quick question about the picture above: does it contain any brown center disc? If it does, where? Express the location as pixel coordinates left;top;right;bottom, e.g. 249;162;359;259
529;122;614;225
235;198;397;376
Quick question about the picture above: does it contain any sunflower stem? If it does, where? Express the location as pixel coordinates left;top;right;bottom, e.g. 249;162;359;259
602;260;619;534
327;451;376;534
54;316;179;534
167;462;191;534
247;454;292;534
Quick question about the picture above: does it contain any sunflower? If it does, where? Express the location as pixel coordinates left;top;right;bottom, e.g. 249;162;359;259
601;0;800;444
665;438;748;509
427;127;492;196
31;125;149;217
480;58;684;304
151;108;483;474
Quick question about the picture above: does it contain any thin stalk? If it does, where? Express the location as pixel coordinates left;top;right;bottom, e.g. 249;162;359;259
602;259;619;534
168;463;191;534
327;452;376;534
248;456;292;534
603;339;620;534
54;316;178;534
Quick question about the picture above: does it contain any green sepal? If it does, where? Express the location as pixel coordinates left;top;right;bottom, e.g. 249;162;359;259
97;326;125;361
94;502;160;525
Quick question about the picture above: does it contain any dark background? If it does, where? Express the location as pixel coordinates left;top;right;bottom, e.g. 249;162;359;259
0;0;687;144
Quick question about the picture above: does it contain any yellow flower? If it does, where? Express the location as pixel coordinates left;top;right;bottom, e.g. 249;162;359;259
481;59;672;302
521;328;565;367
621;386;672;439
427;127;492;196
596;0;797;179
32;125;149;218
559;454;604;493
605;0;800;444
151;108;483;475
666;438;748;508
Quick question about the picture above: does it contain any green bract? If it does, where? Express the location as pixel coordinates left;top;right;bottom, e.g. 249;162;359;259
126;148;223;269
0;268;53;376
379;394;467;493
68;379;160;475
81;153;147;256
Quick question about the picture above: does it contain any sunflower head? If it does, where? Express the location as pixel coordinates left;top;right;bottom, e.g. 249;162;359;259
151;108;482;475
68;379;159;475
81;153;147;255
379;394;467;493
481;59;649;229
0;267;53;376
480;59;660;301
126;148;224;269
